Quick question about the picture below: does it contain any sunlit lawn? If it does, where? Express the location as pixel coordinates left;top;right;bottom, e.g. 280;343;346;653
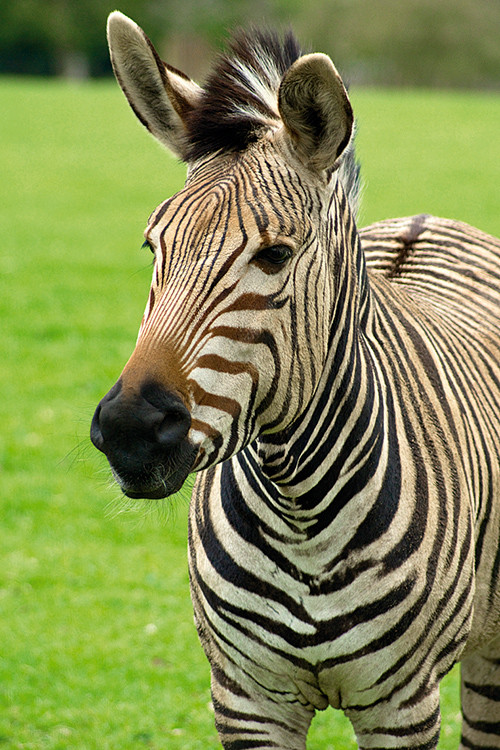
1;76;499;748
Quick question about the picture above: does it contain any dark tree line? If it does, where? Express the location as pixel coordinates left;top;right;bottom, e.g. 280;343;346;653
1;0;499;88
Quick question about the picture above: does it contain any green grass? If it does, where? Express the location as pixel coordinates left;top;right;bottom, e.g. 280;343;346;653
351;87;500;235
1;76;499;749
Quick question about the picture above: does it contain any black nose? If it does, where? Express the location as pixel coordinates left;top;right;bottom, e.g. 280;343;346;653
90;379;193;497
91;380;191;452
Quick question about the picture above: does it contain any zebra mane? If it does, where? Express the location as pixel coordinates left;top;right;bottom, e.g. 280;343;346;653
185;27;361;217
185;28;301;161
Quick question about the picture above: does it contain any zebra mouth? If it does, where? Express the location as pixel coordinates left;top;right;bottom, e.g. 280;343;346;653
116;470;189;500
124;487;167;500
122;482;181;500
110;447;197;500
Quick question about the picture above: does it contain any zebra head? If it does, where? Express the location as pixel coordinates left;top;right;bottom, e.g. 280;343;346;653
91;12;355;499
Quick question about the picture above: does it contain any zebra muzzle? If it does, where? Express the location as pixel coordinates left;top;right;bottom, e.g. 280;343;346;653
90;379;196;498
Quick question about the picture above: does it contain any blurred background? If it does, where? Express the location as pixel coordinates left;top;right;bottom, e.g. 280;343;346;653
1;0;500;88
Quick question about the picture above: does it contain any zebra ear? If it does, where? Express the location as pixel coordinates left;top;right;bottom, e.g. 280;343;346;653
107;11;203;159
276;53;353;173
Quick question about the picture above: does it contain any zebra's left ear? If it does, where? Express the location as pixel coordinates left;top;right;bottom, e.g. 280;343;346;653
276;53;353;173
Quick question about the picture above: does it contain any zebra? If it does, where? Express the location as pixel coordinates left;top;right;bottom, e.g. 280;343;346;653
90;12;500;749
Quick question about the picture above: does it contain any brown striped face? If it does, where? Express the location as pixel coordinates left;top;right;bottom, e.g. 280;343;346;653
126;144;335;473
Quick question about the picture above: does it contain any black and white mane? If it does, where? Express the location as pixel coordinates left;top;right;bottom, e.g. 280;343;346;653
183;28;361;215
185;29;302;160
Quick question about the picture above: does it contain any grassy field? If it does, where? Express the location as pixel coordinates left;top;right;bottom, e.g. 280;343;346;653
1;75;499;749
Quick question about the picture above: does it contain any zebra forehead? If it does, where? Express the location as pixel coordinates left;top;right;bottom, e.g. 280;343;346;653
148;153;302;245
184;27;303;161
149;181;231;233
147;191;246;266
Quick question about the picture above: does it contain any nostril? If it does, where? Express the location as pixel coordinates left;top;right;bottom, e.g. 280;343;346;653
90;379;122;453
140;382;191;448
155;405;191;448
90;404;104;451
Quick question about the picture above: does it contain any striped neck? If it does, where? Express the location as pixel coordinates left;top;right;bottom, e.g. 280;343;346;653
238;212;393;531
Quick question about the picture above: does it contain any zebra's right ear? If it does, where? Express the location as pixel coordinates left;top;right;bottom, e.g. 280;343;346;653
107;11;203;159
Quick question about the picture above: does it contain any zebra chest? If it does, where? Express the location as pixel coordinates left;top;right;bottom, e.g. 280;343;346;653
188;470;425;709
190;537;421;712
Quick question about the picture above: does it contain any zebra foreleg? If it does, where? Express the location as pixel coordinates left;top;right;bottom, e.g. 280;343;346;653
346;687;442;749
210;666;314;750
460;638;500;748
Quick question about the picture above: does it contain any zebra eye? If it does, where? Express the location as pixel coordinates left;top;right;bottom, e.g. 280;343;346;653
253;244;293;272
